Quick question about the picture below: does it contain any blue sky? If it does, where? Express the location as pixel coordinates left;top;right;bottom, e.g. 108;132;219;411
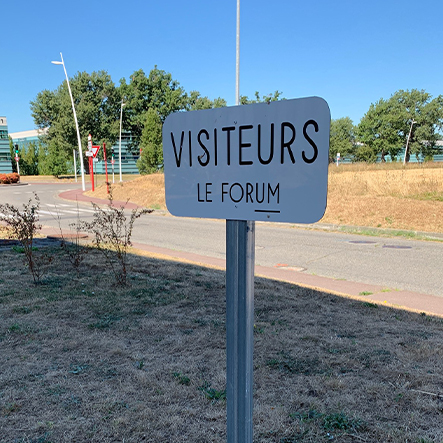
2;0;443;133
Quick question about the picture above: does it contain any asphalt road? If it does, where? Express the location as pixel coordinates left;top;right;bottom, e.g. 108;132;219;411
2;182;442;297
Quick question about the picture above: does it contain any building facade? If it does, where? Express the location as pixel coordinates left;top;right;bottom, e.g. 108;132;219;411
9;129;140;175
0;117;13;173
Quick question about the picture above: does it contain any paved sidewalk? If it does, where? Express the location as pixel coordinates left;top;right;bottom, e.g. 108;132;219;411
53;188;443;318
58;187;140;209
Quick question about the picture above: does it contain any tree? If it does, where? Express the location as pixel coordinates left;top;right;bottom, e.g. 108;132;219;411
119;67;189;149
18;142;39;175
120;66;227;155
31;70;120;175
240;90;283;105
187;91;227;111
37;139;70;177
8;137;17;173
136;109;163;174
329;117;356;163
8;138;38;175
357;98;403;162
358;89;443;163
392;89;443;162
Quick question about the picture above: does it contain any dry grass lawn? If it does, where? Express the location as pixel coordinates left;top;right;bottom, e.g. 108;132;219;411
2;242;443;442
85;163;443;233
325;163;443;233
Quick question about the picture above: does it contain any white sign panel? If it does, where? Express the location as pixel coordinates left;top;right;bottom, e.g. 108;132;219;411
162;97;330;223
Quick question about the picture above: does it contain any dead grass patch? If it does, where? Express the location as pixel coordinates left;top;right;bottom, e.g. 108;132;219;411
85;173;165;210
325;163;443;232
84;164;443;233
1;243;443;441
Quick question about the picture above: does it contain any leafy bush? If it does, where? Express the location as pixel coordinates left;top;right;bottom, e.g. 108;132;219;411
0;173;20;184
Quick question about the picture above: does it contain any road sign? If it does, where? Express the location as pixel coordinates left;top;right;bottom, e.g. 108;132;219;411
85;151;93;157
163;97;330;223
88;134;92;151
91;146;100;158
111;159;115;165
14;156;19;162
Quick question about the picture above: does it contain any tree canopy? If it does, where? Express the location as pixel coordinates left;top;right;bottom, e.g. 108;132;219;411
30;66;228;175
329;117;356;163
119;67;188;149
240;90;283;105
136;109;163;174
31;63;443;177
357;89;443;162
30;70;121;174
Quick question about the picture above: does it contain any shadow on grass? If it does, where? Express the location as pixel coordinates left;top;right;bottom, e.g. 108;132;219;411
1;240;443;442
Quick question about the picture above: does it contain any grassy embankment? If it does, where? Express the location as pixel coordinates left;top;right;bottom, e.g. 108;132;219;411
87;162;443;234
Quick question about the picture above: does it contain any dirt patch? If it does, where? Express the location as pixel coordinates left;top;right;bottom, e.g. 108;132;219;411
1;243;443;442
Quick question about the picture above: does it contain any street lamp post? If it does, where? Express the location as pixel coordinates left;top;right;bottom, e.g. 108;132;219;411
119;100;125;182
51;53;86;191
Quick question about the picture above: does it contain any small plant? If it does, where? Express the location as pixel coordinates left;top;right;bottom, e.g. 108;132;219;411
0;194;51;283
359;291;373;296
135;360;145;370
173;372;191;385
81;192;152;286
57;203;89;277
322;412;365;432
8;323;22;333
198;382;226;402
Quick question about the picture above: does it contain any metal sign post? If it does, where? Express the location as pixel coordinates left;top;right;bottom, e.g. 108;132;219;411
162;97;330;442
103;142;110;194
226;219;254;443
162;5;329;438
14;145;20;176
89;156;94;192
90;145;100;192
226;4;254;440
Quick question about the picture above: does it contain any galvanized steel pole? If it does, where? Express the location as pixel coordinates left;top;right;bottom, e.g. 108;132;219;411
226;1;255;442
